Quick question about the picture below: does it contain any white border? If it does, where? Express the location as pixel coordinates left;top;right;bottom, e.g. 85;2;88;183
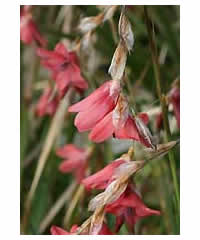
2;0;200;239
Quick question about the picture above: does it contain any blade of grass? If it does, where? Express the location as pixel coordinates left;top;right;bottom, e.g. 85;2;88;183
39;182;77;234
22;88;74;233
144;5;179;225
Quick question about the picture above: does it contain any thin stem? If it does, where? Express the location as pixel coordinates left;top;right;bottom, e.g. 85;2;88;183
144;6;179;212
62;184;85;228
22;88;74;233
39;182;77;234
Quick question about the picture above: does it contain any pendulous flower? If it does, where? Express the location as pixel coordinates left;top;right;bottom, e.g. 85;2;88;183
68;80;120;133
20;6;47;47
82;158;126;190
105;185;161;232
35;87;59;117
37;43;88;96
56;144;89;182
50;225;78;235
69;86;153;148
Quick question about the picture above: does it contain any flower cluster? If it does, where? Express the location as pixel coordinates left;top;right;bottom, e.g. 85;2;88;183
69;8;156;149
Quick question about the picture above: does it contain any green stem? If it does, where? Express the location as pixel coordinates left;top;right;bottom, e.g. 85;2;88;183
144;6;179;212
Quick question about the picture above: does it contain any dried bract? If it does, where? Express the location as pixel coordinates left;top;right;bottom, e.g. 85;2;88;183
108;40;128;80
79;13;104;33
134;115;157;149
145;140;179;160
89;206;105;234
119;10;134;52
103;5;118;22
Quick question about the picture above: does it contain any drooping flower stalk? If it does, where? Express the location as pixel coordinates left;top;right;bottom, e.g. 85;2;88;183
69;6;155;149
58;140;178;235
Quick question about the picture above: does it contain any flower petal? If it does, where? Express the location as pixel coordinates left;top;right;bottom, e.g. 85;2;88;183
89;112;114;142
55;42;69;57
74;95;115;132
82;159;125;190
56;144;85;159
50;226;69;235
68;81;111;112
59;159;82;173
115;116;140;140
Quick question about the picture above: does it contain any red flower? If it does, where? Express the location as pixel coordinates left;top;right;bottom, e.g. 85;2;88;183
56;144;89;182
51;223;112;235
69;80;120;132
82;159;126;190
98;223;113;235
105;185;161;232
35;87;59;117
37;43;88;95
51;225;78;235
169;86;180;128
69;82;152;147
20;6;47;47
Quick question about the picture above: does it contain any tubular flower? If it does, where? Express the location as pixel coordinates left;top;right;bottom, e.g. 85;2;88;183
56;144;89;182
69;87;152;148
35;87;59;117
37;43;88;95
68;80;121;132
50;225;78;235
89;94;152;147
20;6;47;47
82;158;126;190
105;185;161;232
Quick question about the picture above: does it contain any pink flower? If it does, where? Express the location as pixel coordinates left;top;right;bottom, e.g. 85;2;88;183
98;223;113;235
50;223;113;235
169;86;180;128
35;87;59;117
56;144;89;182
20;6;47;47
69;80;120;132
105;185;161;232
50;225;78;235
69;86;153;148
37;43;88;95
82;159;126;190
